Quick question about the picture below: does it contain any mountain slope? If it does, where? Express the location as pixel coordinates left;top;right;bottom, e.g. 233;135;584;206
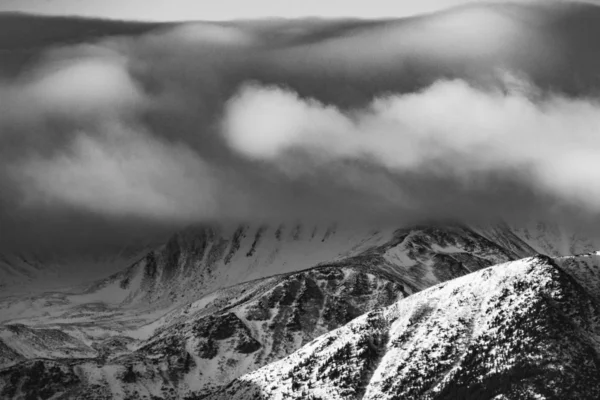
113;264;407;397
0;223;396;326
0;263;408;399
1;222;588;325
213;255;600;400
0;223;598;399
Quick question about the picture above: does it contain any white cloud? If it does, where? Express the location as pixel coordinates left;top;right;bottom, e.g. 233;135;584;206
223;80;600;213
0;43;225;223
0;47;143;128
13;122;217;221
27;58;141;117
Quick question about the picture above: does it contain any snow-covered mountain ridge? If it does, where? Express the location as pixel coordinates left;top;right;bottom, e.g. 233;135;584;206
213;254;600;400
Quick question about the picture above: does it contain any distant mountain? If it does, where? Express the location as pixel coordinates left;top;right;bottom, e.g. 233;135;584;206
214;254;600;400
0;222;539;326
0;242;157;297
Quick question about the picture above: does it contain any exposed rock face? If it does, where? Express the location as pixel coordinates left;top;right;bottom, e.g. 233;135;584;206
213;256;600;400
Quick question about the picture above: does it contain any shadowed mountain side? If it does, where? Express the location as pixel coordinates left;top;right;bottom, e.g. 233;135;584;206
0;222;538;325
0;263;407;399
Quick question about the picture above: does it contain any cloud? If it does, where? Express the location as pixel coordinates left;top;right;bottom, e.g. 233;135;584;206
26;57;142;118
0;46;142;125
4;2;600;260
0;38;225;237
222;79;600;219
12;121;217;221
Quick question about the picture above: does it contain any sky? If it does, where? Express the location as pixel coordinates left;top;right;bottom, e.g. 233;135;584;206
3;0;600;262
0;0;512;21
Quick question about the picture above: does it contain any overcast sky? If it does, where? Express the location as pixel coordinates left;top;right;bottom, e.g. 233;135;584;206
3;0;600;262
0;0;514;21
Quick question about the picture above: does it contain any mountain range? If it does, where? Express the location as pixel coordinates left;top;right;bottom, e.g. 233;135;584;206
1;222;599;399
3;2;600;399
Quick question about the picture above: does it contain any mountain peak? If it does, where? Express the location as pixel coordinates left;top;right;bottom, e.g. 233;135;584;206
213;256;600;400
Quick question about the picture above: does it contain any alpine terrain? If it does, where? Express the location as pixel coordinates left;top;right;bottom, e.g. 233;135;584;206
1;222;599;399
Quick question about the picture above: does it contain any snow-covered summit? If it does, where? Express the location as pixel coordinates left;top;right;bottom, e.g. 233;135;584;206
213;255;600;400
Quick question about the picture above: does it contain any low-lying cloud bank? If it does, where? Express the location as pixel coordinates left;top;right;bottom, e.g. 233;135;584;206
3;2;600;255
223;80;600;216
